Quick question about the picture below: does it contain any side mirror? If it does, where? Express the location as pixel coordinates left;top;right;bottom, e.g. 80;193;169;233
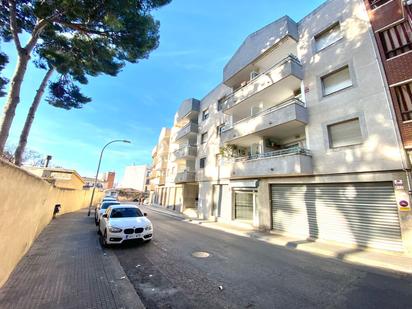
144;213;147;217
102;214;108;218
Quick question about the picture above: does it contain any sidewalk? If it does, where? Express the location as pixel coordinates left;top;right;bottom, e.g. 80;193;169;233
0;209;144;309
145;204;412;275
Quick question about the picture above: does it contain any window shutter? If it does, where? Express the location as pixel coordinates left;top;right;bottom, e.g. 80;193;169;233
315;23;342;51
328;118;362;148
322;66;352;96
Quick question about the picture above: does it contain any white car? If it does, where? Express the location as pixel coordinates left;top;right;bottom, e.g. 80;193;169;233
99;204;153;246
95;201;120;225
101;196;117;203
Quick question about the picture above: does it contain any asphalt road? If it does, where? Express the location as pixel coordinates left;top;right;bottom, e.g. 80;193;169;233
111;206;412;309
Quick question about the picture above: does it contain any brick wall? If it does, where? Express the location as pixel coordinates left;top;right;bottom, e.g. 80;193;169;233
364;0;412;148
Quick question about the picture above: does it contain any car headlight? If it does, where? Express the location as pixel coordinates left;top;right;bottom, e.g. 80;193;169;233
109;227;122;233
144;225;152;231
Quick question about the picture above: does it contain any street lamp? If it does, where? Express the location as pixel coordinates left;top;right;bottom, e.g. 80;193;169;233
87;139;131;216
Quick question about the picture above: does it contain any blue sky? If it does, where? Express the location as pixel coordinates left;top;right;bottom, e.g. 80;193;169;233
1;0;325;183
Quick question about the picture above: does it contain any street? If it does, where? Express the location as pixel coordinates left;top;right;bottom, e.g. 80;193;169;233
112;206;412;309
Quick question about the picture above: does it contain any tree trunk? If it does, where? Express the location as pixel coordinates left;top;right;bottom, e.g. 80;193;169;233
14;67;54;166
0;52;31;152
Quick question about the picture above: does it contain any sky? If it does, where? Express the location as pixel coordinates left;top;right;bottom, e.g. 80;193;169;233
0;0;325;182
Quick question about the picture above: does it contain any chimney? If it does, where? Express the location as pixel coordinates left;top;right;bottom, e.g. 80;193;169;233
44;155;52;168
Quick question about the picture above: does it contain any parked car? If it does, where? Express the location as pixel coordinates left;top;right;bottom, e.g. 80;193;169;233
99;204;153;246
95;201;120;225
102;196;117;203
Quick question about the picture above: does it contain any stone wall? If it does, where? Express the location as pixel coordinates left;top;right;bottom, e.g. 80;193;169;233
0;159;103;287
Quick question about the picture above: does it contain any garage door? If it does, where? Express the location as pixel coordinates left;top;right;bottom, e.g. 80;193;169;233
271;182;403;252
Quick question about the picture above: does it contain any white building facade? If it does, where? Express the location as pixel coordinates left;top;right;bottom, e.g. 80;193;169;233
149;0;412;253
119;165;149;192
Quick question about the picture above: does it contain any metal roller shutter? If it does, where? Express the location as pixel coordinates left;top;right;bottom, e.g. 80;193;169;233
271;182;403;252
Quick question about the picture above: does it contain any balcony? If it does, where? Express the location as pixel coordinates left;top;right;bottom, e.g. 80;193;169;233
155;160;167;171
174;145;197;161
175;122;198;141
221;99;308;144
369;0;391;9
153;175;166;186
224;16;298;83
176;98;200;125
223;55;303;114
149;170;157;179
175;171;196;184
230;147;313;178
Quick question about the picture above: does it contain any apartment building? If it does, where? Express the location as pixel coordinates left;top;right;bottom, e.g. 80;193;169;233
363;1;412;153
149;128;171;204
159;99;200;213
119;165;149;191
150;0;412;253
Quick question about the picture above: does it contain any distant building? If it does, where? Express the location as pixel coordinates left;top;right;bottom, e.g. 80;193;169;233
82;171;116;190
103;171;116;189
119;165;149;192
24;167;85;190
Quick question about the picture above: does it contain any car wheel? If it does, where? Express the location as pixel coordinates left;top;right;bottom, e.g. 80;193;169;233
101;230;109;247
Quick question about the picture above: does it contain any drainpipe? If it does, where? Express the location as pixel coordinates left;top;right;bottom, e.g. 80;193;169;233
363;0;412;194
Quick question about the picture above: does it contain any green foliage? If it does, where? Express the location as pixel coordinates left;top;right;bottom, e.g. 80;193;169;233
1;0;171;64
47;76;91;110
1;0;172;104
0;51;8;97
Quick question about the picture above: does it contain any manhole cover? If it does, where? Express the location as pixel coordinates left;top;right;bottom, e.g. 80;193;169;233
192;251;210;258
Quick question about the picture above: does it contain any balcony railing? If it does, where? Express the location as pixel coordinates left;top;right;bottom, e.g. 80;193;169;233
222;98;305;133
221;98;308;143
230;147;313;178
175;122;198;141
174;145;197;160
369;0;391;9
175;171;196;183
234;147;311;162
223;54;302;112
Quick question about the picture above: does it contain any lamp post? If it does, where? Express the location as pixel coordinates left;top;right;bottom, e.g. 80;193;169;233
87;139;131;216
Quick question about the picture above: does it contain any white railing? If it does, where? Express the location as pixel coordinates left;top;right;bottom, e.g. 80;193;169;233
222;54;301;111
175;122;198;141
222;98;305;133
234;147;311;162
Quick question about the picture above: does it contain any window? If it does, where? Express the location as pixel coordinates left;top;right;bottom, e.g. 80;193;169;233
328;118;363;148
369;0;391;9
321;66;352;96
199;157;206;169
216;124;225;137
217;98;225;111
395;82;412;121
110;207;143;218
314;22;342;52
379;21;412;59
202;108;209;121
201;132;208;144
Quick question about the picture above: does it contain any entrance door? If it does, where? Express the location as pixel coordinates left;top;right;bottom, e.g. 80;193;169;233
234;191;254;221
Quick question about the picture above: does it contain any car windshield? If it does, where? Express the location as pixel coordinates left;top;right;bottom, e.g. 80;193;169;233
101;202;119;210
110;207;143;218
